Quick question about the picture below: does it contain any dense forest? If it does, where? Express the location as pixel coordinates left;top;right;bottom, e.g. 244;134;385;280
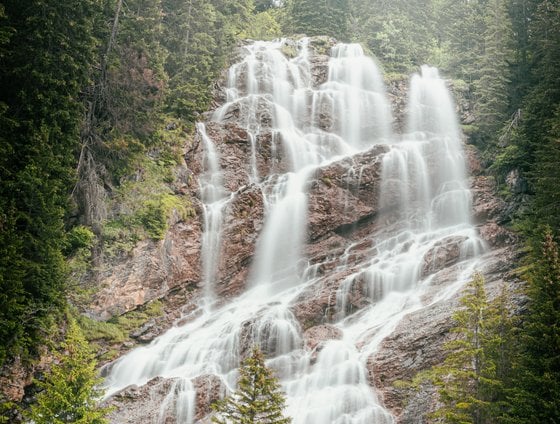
0;0;559;422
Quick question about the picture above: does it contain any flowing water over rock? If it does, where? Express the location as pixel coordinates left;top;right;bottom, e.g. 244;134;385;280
104;39;489;423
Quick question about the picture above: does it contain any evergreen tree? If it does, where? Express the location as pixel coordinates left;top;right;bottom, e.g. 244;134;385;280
350;0;436;73
434;0;486;82
212;347;291;424
416;273;514;423
26;318;110;424
475;0;513;142
506;229;560;422
289;0;350;40
0;0;100;365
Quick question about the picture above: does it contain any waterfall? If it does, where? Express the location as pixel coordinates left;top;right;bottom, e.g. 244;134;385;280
103;40;485;424
197;123;230;300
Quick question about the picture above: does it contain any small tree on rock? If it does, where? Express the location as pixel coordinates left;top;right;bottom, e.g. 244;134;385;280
212;346;291;424
26;318;109;424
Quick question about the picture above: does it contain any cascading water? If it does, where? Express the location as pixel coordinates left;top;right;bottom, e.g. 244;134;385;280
103;40;485;424
197;122;230;300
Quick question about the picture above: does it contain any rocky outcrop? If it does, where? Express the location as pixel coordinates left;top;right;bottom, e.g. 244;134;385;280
106;377;178;423
88;217;202;320
303;324;343;352
192;374;226;421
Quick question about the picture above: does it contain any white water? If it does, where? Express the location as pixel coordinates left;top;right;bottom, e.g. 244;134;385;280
104;41;485;423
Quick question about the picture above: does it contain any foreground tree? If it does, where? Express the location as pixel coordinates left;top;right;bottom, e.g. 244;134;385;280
212;346;291;424
414;273;514;423
26;318;109;424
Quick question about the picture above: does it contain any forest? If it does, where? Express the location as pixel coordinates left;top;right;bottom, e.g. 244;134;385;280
0;0;559;422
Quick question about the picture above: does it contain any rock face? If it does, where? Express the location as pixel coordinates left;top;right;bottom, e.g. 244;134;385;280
88;217;202;320
77;37;521;424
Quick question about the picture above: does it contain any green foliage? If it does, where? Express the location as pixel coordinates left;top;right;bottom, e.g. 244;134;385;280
474;0;513;143
349;0;436;73
505;229;560;422
26;318;110;423
0;0;99;366
289;0;350;40
529;107;560;233
66;226;96;254
99;137;195;257
78;300;163;360
413;273;515;423
162;0;252;121
244;11;282;40
212;346;291;424
137;193;189;240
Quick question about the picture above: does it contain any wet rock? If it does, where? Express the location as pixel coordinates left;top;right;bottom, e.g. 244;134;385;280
386;79;409;132
309;54;330;87
368;300;457;418
106;377;178;424
216;185;265;297
471;175;506;223
374;245;521;421
421;236;468;278
193;374;226;421
479;221;518;247
465;144;483;176
303;324;343;352
291;279;340;329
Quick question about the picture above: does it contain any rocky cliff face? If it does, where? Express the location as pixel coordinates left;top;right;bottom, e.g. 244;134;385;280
83;38;520;423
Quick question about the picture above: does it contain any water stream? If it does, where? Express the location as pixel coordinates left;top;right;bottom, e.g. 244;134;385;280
103;39;485;423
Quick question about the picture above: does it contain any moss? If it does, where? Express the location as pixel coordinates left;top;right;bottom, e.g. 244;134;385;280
461;124;479;136
78;316;127;344
281;44;298;59
102;219;143;258
310;36;335;56
136;193;193;240
321;176;333;187
99;115;197;257
78;300;164;347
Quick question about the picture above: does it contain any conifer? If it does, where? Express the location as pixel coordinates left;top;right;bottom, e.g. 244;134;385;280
26;318;109;424
417;273;512;423
212;346;291;424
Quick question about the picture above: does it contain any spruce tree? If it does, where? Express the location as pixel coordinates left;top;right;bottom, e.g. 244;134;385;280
506;229;560;422
0;0;99;365
212;346;291;424
26;318;109;424
416;273;513;423
289;0;349;40
475;0;513;142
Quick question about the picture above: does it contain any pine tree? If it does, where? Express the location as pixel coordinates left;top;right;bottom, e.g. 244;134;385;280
212;347;291;424
289;0;350;40
475;0;513;141
26;318;110;424
506;228;560;422
434;0;486;82
416;273;513;423
0;0;100;365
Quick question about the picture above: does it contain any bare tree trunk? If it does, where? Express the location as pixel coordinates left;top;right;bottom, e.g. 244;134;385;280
106;0;123;64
